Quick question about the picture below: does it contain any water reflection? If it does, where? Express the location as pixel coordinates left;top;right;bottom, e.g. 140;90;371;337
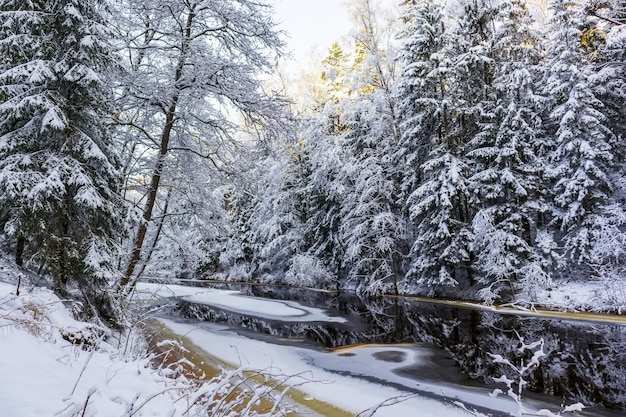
173;283;626;411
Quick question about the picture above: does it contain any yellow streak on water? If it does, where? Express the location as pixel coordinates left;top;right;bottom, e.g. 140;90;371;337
325;342;420;354
160;279;626;325
387;294;626;325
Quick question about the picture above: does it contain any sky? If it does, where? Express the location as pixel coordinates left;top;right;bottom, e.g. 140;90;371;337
271;0;352;68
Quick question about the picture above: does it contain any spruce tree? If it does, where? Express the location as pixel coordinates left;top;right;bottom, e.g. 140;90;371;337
395;0;448;196
302;123;346;282
399;0;504;290
250;153;309;282
582;2;626;283
0;0;125;316
467;0;551;301
397;0;469;290
543;0;616;270
338;0;406;295
340;99;407;295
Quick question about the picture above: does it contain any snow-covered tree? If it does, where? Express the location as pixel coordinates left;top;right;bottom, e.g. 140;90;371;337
577;2;626;294
467;0;552;301
398;0;483;290
542;0;617;270
406;150;473;290
301;124;346;283
395;0;448;197
111;0;291;293
134;154;233;281
0;0;126;312
335;0;407;295
216;184;259;280
339;100;407;295
248;152;309;282
596;3;626;149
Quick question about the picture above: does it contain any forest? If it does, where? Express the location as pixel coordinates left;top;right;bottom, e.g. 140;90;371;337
1;0;626;325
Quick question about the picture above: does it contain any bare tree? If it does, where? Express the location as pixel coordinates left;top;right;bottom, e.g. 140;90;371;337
111;0;291;293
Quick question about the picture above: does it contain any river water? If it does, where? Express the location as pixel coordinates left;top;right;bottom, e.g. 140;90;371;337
157;282;626;416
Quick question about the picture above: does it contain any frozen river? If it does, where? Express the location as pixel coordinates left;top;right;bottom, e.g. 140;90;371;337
137;282;626;417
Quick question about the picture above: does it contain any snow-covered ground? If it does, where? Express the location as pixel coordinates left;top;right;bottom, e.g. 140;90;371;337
160;318;494;417
0;281;196;417
0;259;297;417
0;265;483;417
529;279;626;313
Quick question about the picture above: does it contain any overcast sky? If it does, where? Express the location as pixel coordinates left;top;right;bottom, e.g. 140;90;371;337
271;0;352;67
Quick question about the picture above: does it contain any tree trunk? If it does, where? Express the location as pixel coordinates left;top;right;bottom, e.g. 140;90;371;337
133;188;172;283
15;236;25;267
55;247;68;296
117;6;195;294
117;112;174;292
391;253;399;296
55;217;70;296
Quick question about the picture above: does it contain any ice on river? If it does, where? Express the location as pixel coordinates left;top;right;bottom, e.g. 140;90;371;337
136;282;347;323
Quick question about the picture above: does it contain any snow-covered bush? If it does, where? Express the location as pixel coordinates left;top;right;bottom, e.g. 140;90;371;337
285;254;335;289
0;285;108;346
514;262;553;305
489;334;585;417
586;206;626;312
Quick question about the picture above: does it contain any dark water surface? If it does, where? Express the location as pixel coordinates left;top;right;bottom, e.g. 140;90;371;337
167;282;626;415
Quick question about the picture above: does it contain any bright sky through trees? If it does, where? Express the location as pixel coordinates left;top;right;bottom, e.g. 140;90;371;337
272;0;351;69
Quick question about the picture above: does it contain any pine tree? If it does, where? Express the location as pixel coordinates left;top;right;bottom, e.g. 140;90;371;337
0;0;125;313
406;150;473;289
284;43;354;286
219;185;260;280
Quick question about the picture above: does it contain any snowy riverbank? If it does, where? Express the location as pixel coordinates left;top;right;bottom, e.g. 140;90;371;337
0;258;476;417
0;280;187;416
0;259;610;417
0;260;295;417
135;282;599;417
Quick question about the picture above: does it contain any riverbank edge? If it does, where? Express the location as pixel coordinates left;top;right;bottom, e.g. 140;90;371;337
149;278;626;326
144;318;356;417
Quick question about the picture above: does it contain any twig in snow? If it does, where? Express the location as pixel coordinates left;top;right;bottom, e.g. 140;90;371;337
356;393;418;417
69;351;95;397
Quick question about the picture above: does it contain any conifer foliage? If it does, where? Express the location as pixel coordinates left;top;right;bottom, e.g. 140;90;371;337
228;0;626;303
0;0;125;307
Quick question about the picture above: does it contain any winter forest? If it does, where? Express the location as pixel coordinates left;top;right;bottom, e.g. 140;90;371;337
1;0;626;323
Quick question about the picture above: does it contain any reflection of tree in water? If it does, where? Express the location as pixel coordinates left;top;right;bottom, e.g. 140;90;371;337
175;285;626;410
176;300;362;348
400;300;626;410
